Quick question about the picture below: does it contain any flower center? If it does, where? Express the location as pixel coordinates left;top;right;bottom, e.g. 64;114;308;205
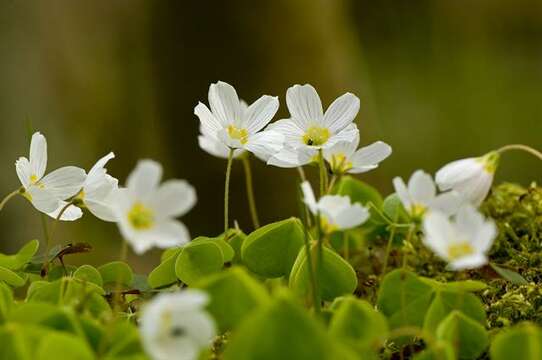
320;217;338;234
227;125;249;144
330;153;352;174
29;174;45;189
127;202;155;230
303;126;330;146
447;242;474;260
479;151;500;174
410;204;427;219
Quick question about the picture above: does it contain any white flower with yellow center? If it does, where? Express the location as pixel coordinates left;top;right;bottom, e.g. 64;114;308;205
393;170;462;219
15;132;86;220
323;133;392;174
422;205;497;270
140;290;216;360
267;84;360;168
301;181;369;233
195;81;284;161
113;160;196;254
435;151;499;207
73;152;119;221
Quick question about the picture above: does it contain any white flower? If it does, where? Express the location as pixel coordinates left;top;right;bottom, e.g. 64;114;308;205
323;132;392;174
268;84;360;168
393;170;462;219
422;205;497;270
113;160;196;254
76;152;119;221
435;152;499;207
140;290;216;360
301;181;369;233
15;132;86;220
195;81;284;160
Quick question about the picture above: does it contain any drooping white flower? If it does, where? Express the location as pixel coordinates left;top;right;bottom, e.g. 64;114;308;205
393;170;462;219
301;181;369;233
75;152;119;221
435;152;499;207
267;84;360;168
195;81;284;161
422;205;497;270
113;160;196;254
323;132;392;174
140;290;216;360
15;132;86;220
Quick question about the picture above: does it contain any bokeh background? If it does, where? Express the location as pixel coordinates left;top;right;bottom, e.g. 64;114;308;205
1;0;541;272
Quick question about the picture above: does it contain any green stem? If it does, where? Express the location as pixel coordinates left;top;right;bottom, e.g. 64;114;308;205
327;174;338;194
402;225;415;268
317;149;328;197
42;201;74;274
0;189;21;211
40;213;51;257
381;224;397;279
497;144;542;161
297;166;307;182
241;155;260;229
224;149;235;233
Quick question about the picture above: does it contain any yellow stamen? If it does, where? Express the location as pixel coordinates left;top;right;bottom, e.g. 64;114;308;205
410;204;427;219
127;202;155;230
227;125;249;144
303;126;330;146
330;153;353;174
447;242;475;260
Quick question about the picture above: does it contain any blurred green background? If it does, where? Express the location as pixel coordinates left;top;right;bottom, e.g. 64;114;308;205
0;0;541;272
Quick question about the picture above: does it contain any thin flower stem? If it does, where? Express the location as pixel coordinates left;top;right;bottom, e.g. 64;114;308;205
381;223;397;279
327;174;338;194
113;239;129;312
42;201;75;273
497;144;542;161
402;225;415;268
241;155;260;229
317;150;328;197
0;189;21;211
40;213;51;257
297;166;307;182
224;149;235;233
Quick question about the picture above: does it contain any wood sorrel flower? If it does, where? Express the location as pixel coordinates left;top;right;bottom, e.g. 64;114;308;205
195;81;284;161
113;160;196;254
267;84;360;168
435;152;499;207
15;132;86;220
323;132;392;175
140;290;216;360
301;181;369;233
393;170;462;219
422;205;497;270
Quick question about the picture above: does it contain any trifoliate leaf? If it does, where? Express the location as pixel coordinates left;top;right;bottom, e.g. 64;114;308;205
73;265;103;287
436;311;488;359
0;265;25;287
0;239;39;270
175;240;224;285
192;235;235;262
36;331;94;360
148;248;182;288
98;261;133;287
332;176;383;207
490;323;542;360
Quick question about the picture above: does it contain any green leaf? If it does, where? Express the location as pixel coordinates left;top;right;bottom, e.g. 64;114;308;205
73;265;103;287
332;176;383;207
242;218;305;278
223;294;335;360
441;280;487;292
413;341;455;360
195;267;268;332
490;323;542;360
36;332;94;360
436;311;488;359
148;249;182;288
98;261;133;286
423;290;486;333
490;263;529;285
329;296;388;350
160;247;181;263
0;282;13;322
0;265;26;287
193;235;235;262
0;239;39;270
224;229;246;264
289;246;358;302
382;193;409;223
0;322;49;359
377;270;435;335
175;240;224;285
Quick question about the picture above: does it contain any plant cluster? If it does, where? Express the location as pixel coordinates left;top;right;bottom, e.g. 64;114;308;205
0;81;541;359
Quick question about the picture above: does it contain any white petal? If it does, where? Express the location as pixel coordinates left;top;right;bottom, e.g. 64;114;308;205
301;181;318;215
47;202;83;221
266;119;305;149
452;172;493;206
435;158;482;191
244;130;284;161
29;132;47;179
323;93;360;133
428;191;462;216
334;204;370;230
198;134;237;159
40;166;86;200
15;157;32;188
474;222;497;254
85;198;118;222
208;81;241;127
323;133;359;161
286;84;323;129
151;180;197;219
325;123;359;148
245;95;279;134
350;141;392;173
88;152;115;178
126;160;162;199
392;177;412;211
449;254;487;271
195;102;224;135
408;170;436;205
147;220;191;250
422;211;455;259
267;146;315;168
26;187;60;213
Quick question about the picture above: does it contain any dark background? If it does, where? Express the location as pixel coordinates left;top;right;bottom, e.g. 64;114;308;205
1;0;541;271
